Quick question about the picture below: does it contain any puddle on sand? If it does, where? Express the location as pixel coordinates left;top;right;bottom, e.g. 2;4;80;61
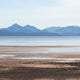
0;55;15;58
47;47;80;53
10;57;80;61
28;47;80;54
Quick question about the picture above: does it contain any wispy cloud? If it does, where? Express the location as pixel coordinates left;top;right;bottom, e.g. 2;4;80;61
0;0;80;29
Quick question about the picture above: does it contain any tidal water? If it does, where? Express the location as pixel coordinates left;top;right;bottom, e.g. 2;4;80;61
0;36;80;46
0;36;80;61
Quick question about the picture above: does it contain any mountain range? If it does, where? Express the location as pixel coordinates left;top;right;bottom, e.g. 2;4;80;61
0;24;80;36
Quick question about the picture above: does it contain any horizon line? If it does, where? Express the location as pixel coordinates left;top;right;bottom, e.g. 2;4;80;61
0;23;80;30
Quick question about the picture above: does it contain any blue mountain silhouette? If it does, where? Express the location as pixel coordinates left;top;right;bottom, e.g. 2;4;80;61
0;24;80;36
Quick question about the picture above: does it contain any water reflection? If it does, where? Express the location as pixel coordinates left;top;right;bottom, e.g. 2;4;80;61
47;47;80;53
0;55;15;58
0;36;80;46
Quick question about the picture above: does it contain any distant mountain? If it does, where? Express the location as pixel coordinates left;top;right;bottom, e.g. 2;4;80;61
0;29;8;33
4;24;41;33
43;26;61;33
0;29;14;36
22;25;41;33
4;24;23;32
56;26;80;33
28;32;60;36
55;26;80;36
0;31;60;36
1;24;80;36
0;24;59;36
43;26;80;36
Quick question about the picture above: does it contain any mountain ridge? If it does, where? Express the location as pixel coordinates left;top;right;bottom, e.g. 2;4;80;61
0;24;80;36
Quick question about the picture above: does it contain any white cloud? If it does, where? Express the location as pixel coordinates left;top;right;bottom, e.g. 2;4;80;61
0;0;80;29
29;0;80;29
61;0;80;7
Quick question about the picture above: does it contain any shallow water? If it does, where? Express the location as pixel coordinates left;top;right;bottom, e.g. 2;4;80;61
1;54;80;62
27;47;80;54
0;55;15;58
47;47;80;53
0;36;80;46
10;57;80;60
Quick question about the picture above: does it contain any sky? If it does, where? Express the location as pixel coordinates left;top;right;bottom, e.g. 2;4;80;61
0;0;80;29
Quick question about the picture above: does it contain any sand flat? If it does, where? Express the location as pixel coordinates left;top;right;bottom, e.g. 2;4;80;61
0;46;80;80
0;46;80;59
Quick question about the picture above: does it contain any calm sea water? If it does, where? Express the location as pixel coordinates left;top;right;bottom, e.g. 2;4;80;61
0;36;80;46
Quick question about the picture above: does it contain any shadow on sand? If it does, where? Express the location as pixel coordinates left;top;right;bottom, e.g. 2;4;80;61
0;67;80;80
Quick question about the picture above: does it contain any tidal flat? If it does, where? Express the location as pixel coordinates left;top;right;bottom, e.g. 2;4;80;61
0;46;80;80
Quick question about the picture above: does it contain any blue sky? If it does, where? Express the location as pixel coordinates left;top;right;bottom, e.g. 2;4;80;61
0;0;80;29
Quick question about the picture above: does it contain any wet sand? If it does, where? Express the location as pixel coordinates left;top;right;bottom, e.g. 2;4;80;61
0;46;80;80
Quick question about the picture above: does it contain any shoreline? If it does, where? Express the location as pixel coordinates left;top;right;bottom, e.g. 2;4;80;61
0;46;80;79
0;45;80;47
0;46;80;61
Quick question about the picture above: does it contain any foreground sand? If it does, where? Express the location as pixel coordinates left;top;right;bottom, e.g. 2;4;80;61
0;46;80;80
0;59;80;80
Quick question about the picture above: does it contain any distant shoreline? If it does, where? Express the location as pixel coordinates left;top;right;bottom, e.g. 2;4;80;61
0;45;80;47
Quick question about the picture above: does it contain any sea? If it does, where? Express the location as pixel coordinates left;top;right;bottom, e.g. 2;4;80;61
0;36;80;46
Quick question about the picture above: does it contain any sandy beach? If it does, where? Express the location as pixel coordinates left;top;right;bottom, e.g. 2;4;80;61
0;46;80;80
